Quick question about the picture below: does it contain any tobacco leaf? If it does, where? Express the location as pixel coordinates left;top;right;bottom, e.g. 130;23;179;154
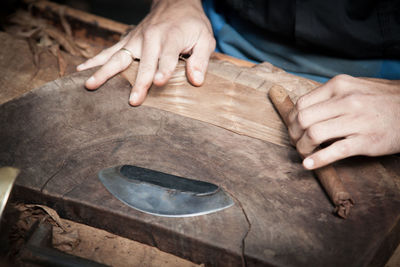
4;9;95;62
74;39;97;58
22;204;68;231
27;37;40;67
57;49;68;77
59;6;73;37
48;43;59;57
43;27;81;56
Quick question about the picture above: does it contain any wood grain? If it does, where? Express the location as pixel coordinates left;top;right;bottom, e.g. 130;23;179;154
1;69;400;267
122;61;292;147
1;8;399;265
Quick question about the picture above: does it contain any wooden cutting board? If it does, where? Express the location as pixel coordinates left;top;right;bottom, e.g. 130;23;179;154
1;57;400;267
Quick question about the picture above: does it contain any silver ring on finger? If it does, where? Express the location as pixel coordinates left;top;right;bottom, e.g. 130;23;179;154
120;48;138;61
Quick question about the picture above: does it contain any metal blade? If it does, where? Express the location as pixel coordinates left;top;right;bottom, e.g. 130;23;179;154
98;165;234;217
0;167;19;219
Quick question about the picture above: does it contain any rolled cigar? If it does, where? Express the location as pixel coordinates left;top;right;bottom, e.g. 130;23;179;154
268;85;354;218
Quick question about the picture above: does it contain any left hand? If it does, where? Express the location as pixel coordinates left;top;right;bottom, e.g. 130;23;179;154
76;0;215;106
287;74;400;170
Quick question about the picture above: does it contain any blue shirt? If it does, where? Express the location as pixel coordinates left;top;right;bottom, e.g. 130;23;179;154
203;0;400;83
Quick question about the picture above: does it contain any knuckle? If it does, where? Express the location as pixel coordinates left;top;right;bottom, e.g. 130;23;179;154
296;96;307;110
288;126;301;142
368;133;382;145
143;25;160;40
113;52;131;66
364;134;382;155
159;53;176;65
168;25;184;37
296;110;309;129
158;68;174;80
208;38;216;51
313;151;329;168
296;141;309;157
336;141;351;158
136;79;152;90
332;74;351;84
330;74;352;93
306;125;321;144
345;94;363;110
335;73;351;81
161;46;180;60
205;33;216;48
136;77;152;89
287;108;297;124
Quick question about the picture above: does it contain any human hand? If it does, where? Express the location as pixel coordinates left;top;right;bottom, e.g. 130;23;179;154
76;0;215;106
287;74;400;170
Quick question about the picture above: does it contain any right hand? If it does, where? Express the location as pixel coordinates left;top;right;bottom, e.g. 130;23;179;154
77;0;216;106
287;75;400;170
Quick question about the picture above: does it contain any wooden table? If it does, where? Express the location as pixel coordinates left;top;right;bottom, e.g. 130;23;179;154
1;2;399;266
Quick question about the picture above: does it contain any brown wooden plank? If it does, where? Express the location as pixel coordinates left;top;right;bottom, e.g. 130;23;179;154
2;67;400;267
1;5;400;265
122;61;292;147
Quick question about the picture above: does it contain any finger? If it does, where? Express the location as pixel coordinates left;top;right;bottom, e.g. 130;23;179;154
288;97;347;142
302;136;363;170
293;83;334;113
129;34;161;106
186;32;215;86
85;49;134;90
293;74;359;112
77;37;129;71
153;39;181;86
287;83;335;138
295;115;357;157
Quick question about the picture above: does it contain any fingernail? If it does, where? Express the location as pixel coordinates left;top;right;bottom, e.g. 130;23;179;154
129;92;138;104
303;158;314;169
154;72;164;82
87;76;95;84
193;70;203;84
77;63;85;71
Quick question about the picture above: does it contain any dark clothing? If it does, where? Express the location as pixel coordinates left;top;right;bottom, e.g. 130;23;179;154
215;0;400;58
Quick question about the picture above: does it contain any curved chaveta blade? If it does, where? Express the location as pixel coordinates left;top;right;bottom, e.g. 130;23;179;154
98;165;234;217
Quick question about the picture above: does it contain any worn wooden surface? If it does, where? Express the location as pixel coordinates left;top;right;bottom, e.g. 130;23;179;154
1;2;400;265
1;57;400;266
123;60;297;147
